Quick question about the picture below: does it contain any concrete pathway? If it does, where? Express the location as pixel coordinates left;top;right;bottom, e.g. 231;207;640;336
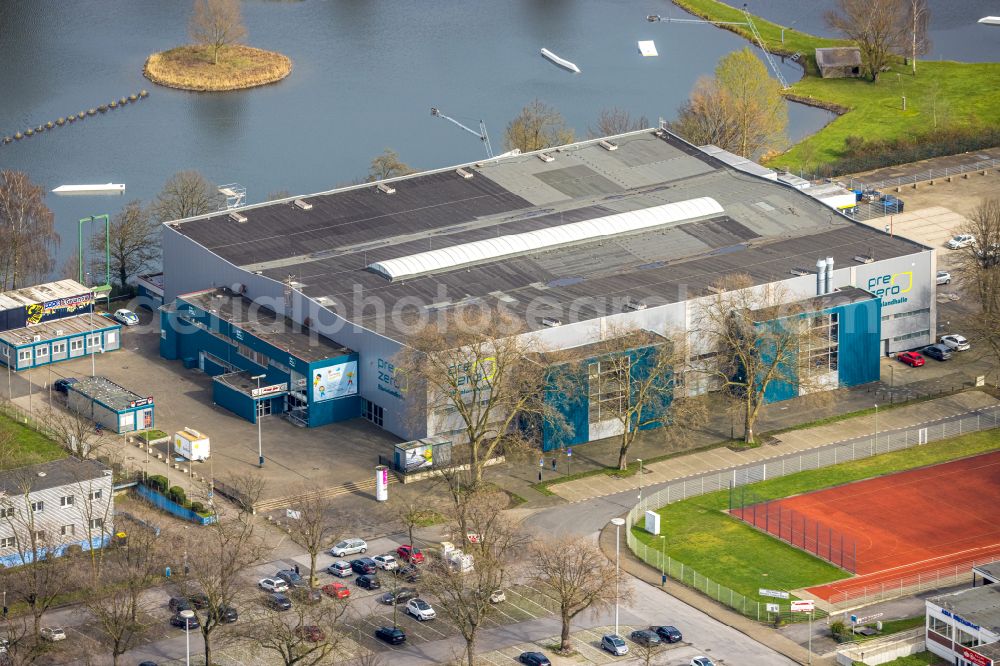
549;391;998;503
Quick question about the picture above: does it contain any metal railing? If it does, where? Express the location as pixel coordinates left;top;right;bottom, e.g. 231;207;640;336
845;157;1000;194
626;405;1000;620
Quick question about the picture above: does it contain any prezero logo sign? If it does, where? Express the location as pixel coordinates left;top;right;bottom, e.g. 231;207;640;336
867;271;912;308
377;358;406;399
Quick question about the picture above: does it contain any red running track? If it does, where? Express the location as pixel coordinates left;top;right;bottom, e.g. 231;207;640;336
741;451;1000;601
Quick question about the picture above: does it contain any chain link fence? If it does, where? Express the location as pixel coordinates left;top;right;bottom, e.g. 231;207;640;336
626;405;1000;621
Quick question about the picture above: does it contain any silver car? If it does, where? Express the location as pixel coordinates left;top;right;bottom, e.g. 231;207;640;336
939;334;970;351
946;234;975;249
936;271;951;285
329;538;367;557
601;634;628;656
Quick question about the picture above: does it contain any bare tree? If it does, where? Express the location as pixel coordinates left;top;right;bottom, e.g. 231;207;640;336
566;327;705;470
633;640;663;666
189;0;247;65
528;535;628;652
396;307;559;490
44;408;106;459
152;170;223;223
246;596;348;666
90;200;160;293
0;170;59;290
958;198;1000;362
904;0;931;75
386;488;445;549
826;0;906;81
691;274;826;444
85;587;148;666
421;487;527;666
504;99;574;153
589;107;649;138
284;494;339;589
72;471;116;584
367;149;415;182
185;473;270;666
671;48;786;158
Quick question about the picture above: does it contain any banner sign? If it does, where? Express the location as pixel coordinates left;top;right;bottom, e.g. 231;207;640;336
252;383;287;398
312;362;357;402
128;397;153;408
791;600;815;613
759;588;790;600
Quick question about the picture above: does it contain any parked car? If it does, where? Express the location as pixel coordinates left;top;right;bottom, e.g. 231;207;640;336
356;574;380;590
265;593;292;611
185;593;209;609
330;538;367;557
406;598;436;621
396;544;424;564
170;611;199;629
629;629;661;647
489;589;506;604
936;270;952;285
940;334;970;351
601;634;628;656
373;554;399;571
113;308;140;326
374;626;406;645
947;234;975;249
295;625;326;642
40;627;67;642
276;570;306;588
258;577;289;593
351;558;377;575
878;195;904;213
396;563;421;583
168;597;192;613
922;344;953;361
53;377;78;394
379;587;418;605
327;560;352;577
322;582;351;599
518;652;552;666
650;625;683;643
897;351;925;367
691;657;716;666
290;587;323;605
209;604;238;624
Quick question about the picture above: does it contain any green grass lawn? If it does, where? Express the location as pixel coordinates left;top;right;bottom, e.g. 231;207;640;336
672;0;1000;172
857;652;946;666
632;429;1000;603
0;413;66;469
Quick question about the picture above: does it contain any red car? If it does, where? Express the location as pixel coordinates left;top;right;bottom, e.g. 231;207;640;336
295;625;326;642
897;351;925;367
396;545;425;564
322;582;350;599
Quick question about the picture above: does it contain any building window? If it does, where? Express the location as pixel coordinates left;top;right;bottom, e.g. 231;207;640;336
799;313;839;378
89;490;102;501
928;615;951;638
0;537;14;549
0;507;13;518
270;359;290;374
892;307;930;320
236;342;267;367
362;398;384;427
256;399;272;418
70;338;84;352
60;524;75;536
31;501;44;513
35;345;49;361
17;349;31;363
59;495;74;507
955;628;980;648
893;329;930;342
52;341;67;355
33;530;45;541
89;518;104;530
588;358;630;424
87;333;101;349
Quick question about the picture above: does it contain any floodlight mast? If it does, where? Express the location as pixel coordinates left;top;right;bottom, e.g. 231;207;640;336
430;107;494;158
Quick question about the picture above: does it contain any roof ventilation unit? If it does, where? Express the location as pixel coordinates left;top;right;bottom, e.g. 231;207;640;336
455;168;474;179
541;317;562;327
623;298;647;311
293;198;313;211
599;140;619;151
853;255;874;264
55;329;64;336
538;153;555;163
376;183;396;195
789;267;811;276
229;212;248;224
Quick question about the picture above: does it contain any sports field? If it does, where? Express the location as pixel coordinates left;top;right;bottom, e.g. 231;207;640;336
734;451;1000;601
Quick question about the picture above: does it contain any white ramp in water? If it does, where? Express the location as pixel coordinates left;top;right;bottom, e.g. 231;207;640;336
52;183;125;195
978;16;1000;25
638;40;658;57
540;48;581;73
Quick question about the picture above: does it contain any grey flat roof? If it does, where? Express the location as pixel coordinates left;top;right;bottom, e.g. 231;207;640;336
0;458;108;496
0;280;90;311
169;131;928;339
0;313;118;347
69;376;149;412
975;562;1000;582
179;288;354;363
930;585;1000;634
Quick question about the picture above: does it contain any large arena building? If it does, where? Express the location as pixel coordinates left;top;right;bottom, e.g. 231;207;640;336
160;128;936;444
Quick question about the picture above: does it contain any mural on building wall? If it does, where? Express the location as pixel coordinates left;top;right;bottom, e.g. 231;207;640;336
312;361;357;401
25;293;94;326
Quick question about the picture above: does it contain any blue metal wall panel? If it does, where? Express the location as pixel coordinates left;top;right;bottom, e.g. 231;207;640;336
212;379;257;422
836;299;882;387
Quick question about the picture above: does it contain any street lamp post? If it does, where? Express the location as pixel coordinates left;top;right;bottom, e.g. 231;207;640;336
874;403;879;449
637;458;643;501
252;373;266;467
659;534;666;586
185;616;191;666
610;517;625;636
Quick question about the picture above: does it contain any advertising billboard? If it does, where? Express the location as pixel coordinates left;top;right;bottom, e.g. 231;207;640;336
312;361;357;402
25;292;94;326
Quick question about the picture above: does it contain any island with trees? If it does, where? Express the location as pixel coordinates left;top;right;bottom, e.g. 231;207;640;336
144;0;291;92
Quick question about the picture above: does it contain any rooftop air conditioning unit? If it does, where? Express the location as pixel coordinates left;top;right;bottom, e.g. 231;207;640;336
853;255;874;264
541;317;562;327
32;335;41;342
455;168;474;179
538;153;555;163
376;183;396;195
293;199;313;211
229;212;248;224
623;298;647;311
55;329;64;336
789;267;811;276
599;140;619;151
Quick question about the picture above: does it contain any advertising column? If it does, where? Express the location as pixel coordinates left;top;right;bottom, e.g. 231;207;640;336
375;465;388;502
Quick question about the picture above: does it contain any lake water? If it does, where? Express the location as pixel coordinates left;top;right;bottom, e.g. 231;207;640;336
0;1;993;272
